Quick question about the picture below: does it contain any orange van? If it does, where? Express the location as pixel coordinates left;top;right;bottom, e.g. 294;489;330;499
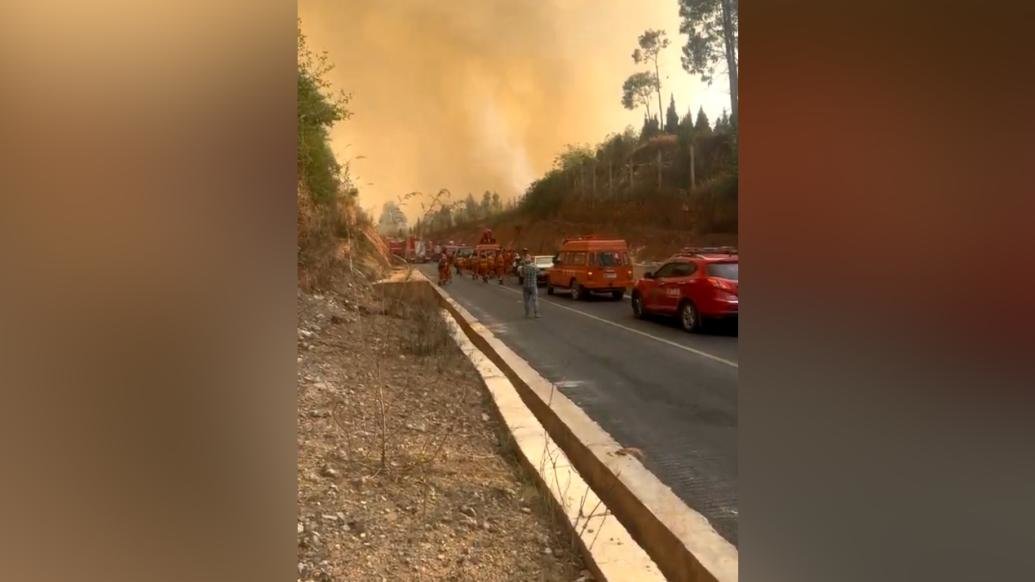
546;236;633;300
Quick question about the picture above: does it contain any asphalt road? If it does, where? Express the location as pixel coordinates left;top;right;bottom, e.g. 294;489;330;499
420;264;739;545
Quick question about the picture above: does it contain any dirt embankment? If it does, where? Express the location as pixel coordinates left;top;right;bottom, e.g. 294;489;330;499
296;269;588;581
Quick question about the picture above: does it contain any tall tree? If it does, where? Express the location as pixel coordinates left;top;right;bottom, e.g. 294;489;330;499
715;108;730;132
641;116;661;141
665;94;680;133
694;107;712;135
377;201;407;235
480;190;493;218
297;25;352;203
463;193;477;221
632;29;670;128
679;0;738;123
491;191;502;213
621;71;659;121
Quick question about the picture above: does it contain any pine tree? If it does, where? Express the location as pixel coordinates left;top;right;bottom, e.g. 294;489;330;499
678;106;695;132
714;108;729;132
377;201;408;235
640;116;661;141
481;190;493;218
665;94;680;134
694;107;712;135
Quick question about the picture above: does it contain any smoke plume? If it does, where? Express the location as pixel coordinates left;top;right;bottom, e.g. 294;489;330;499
299;0;728;221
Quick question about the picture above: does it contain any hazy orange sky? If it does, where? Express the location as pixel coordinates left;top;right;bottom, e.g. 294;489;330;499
299;0;731;222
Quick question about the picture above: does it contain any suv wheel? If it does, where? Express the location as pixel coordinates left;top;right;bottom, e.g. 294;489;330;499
570;281;582;301
679;301;701;333
631;293;645;318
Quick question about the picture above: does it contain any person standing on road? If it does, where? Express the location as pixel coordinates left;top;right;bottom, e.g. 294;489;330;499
519;249;541;318
496;249;507;285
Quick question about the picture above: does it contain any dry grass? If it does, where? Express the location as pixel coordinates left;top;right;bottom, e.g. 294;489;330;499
296;270;588;581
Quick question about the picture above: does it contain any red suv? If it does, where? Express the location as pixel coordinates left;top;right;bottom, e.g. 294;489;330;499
630;248;739;332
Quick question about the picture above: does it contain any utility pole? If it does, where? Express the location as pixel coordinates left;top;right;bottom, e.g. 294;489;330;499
720;0;738;125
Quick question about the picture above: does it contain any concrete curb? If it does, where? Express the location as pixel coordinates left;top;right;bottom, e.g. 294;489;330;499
441;304;664;582
376;270;662;581
378;270;738;582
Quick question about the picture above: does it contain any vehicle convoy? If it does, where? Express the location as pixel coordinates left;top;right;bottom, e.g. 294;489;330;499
518;255;555;286
547;236;633;301
630;247;739;332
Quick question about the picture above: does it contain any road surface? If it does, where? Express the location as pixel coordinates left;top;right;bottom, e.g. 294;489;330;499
420;265;739;545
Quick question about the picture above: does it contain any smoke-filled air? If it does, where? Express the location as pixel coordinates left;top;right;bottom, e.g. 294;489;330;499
299;0;730;222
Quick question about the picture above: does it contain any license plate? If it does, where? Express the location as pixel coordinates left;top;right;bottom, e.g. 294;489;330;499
604;273;617;279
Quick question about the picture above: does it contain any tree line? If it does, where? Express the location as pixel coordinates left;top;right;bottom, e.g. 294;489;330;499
403;0;740;238
515;1;739;233
380;189;514;238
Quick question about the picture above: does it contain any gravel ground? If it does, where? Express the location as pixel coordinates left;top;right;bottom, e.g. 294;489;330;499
297;270;589;581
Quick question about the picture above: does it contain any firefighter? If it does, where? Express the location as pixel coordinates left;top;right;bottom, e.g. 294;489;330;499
496;249;506;284
437;252;450;285
504;248;516;279
507;248;519;280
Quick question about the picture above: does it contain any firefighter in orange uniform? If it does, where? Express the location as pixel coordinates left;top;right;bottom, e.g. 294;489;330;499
495;249;506;284
438;252;450;285
480;251;490;283
504;248;515;280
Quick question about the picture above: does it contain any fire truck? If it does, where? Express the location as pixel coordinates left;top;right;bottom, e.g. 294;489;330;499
472;229;501;282
386;238;405;260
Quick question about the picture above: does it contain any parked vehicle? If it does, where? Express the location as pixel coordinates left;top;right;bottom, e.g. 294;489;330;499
386;238;405;260
630;247;738;332
546;236;633;301
518;255;554;286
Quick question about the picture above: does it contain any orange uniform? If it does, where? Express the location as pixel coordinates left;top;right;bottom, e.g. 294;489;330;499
495;252;506;283
438;255;451;285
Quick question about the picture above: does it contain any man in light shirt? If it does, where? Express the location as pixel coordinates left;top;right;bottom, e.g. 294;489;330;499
518;249;541;319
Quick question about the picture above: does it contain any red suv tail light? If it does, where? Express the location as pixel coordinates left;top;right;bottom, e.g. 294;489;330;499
715;291;738;303
706;277;735;291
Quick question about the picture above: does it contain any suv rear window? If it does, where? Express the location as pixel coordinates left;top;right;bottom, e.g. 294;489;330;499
594;251;628;266
707;262;738;280
671;263;696;277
